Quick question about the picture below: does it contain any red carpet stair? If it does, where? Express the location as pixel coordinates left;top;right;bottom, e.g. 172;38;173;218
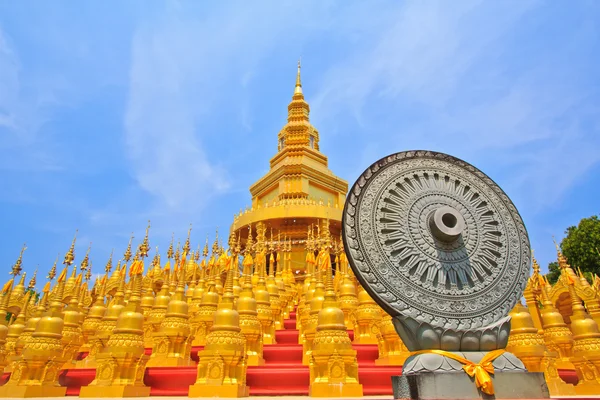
1;310;579;396
54;310;400;396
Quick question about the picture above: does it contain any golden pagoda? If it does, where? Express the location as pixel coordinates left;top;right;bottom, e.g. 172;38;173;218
231;61;348;275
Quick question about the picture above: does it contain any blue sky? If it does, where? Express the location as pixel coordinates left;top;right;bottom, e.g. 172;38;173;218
0;1;599;288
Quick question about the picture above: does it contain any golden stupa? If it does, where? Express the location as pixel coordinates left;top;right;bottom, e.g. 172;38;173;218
231;61;348;276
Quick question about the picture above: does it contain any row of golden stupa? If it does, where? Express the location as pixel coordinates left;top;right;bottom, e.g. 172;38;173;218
0;218;384;397
1;223;600;397
1;62;600;397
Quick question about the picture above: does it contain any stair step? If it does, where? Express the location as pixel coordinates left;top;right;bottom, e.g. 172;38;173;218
248;365;309;389
264;344;303;363
275;329;299;344
284;319;296;329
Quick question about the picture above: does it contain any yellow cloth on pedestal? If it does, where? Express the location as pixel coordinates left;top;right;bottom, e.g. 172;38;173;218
409;349;506;395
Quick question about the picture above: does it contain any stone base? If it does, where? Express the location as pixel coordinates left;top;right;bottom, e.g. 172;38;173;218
0;385;67;398
188;383;249;397
79;385;151;397
392;372;549;400
309;382;363;397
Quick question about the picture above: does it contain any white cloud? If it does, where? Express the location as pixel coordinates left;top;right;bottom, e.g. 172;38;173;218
122;2;337;213
311;0;599;212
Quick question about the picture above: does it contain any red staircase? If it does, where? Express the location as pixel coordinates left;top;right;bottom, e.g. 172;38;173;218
40;310;400;396
0;309;580;396
246;310;400;396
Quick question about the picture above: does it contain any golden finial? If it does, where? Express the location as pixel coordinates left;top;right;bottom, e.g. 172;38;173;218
577;266;585;280
294;58;302;95
203;236;209;257
175;241;181;261
124;233;134;262
2;279;14;296
532;250;540;274
57;264;68;283
212;228;220;255
269;227;275;252
222;253;235;304
10;243;26;276
167;233;175;259
184;223;192;254
105;249;114;274
235;231;241;254
80;242;92;272
552;236;569;270
246;225;254;253
151;247;160;268
227;231;236;252
139;221;151;258
48;254;58;281
195;245;201;261
63;230;78;266
85;261;92;281
28;268;37;289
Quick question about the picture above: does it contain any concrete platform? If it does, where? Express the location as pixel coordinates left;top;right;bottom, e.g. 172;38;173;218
393;372;550;400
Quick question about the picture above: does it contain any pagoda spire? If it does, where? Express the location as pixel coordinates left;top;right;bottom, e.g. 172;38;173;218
294;59;302;95
286;60;311;125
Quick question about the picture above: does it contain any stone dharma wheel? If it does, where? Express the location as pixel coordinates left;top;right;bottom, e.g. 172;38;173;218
342;150;531;334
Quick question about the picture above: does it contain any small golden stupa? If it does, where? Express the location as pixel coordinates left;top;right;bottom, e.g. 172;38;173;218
189;234;249;398
238;226;266;366
308;230;362;397
79;223;152;398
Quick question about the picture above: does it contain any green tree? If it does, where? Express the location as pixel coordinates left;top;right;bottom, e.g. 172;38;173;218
561;215;600;278
547;261;560;284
